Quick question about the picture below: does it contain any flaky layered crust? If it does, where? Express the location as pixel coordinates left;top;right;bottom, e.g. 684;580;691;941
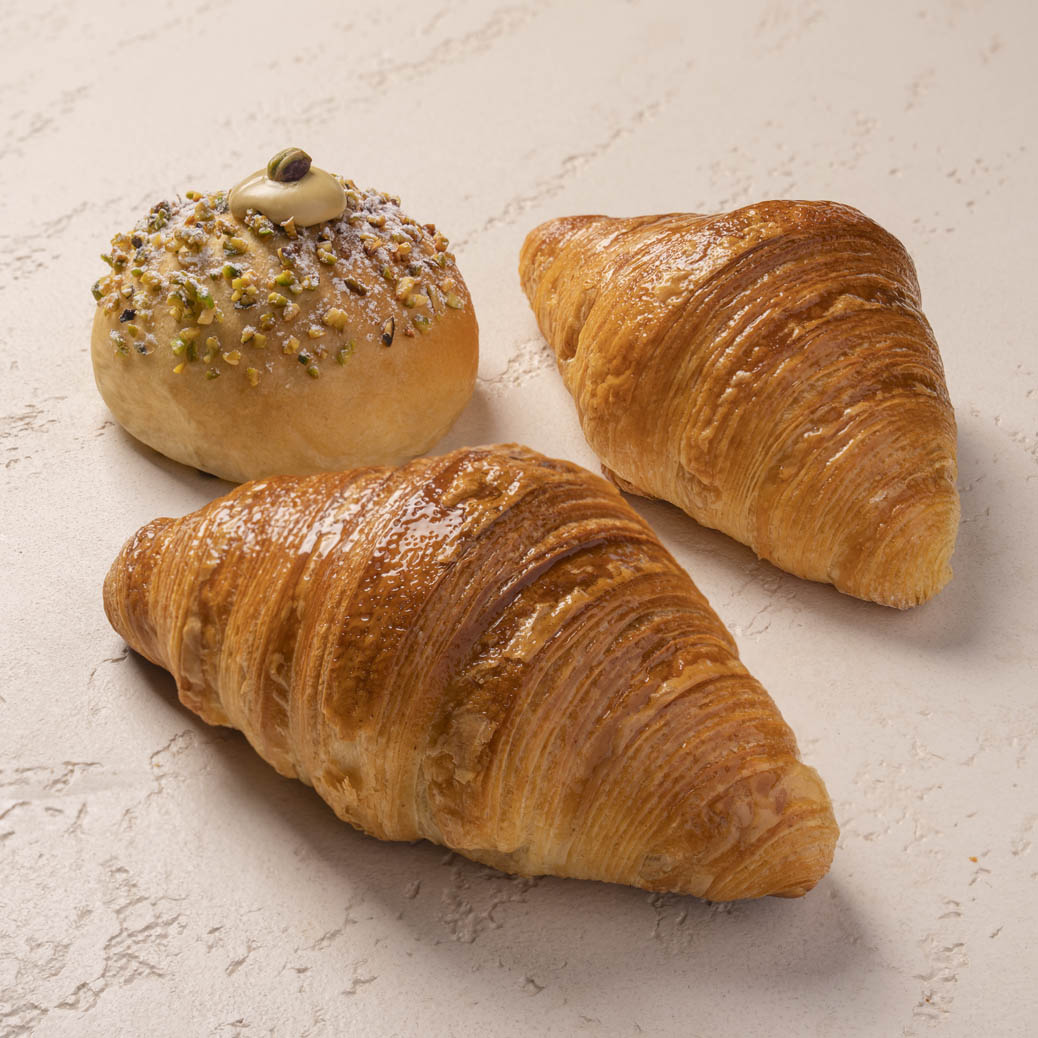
104;444;837;900
520;202;960;608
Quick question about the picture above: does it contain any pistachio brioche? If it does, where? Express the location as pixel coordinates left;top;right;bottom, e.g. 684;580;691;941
91;151;478;483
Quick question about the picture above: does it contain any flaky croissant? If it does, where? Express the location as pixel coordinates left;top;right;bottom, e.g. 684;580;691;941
104;445;837;900
519;201;959;608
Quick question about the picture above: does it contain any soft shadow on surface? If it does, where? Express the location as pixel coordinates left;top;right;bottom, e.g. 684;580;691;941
622;416;998;655
126;653;883;1000
431;383;506;453
116;424;234;496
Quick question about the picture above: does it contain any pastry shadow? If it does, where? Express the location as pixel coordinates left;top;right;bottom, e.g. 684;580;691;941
431;382;506;454
114;423;233;494
126;654;879;994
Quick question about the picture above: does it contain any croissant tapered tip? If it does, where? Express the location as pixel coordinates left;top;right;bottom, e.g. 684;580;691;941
703;764;839;900
830;477;960;608
519;214;610;299
629;759;838;900
103;517;174;669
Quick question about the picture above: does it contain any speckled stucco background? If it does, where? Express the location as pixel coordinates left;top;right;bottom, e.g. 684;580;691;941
1;1;1035;1035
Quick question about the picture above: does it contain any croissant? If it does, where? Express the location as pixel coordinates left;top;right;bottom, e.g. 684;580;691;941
104;445;837;900
519;201;959;608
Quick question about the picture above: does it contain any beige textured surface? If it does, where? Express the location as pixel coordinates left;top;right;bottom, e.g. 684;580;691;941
1;1;1035;1035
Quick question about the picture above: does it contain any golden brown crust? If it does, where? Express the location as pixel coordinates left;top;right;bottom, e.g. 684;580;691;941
519;201;960;608
91;184;477;483
104;444;837;900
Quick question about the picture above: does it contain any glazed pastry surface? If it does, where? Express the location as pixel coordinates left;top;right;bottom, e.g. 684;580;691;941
519;201;959;608
104;444;837;900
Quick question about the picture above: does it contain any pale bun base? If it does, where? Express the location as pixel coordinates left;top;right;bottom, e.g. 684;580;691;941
92;306;477;483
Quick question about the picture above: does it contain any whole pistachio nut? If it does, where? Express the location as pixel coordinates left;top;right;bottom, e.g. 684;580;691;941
267;148;312;183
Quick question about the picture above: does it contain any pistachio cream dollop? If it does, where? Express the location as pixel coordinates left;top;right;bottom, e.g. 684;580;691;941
229;148;347;228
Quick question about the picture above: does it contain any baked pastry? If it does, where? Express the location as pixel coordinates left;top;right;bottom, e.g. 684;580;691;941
519;201;959;608
91;148;478;483
104;444;838;900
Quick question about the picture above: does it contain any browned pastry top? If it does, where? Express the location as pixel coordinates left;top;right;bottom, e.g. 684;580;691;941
105;444;837;900
520;201;959;607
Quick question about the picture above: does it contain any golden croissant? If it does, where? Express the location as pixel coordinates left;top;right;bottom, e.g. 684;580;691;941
104;444;837;900
519;201;959;608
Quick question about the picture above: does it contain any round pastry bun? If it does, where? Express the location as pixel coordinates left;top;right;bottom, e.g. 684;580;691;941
91;179;478;483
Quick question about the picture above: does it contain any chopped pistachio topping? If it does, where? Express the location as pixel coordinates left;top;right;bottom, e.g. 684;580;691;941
245;367;260;386
323;308;349;331
394;277;418;301
94;178;469;386
148;203;171;231
244;210;276;238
